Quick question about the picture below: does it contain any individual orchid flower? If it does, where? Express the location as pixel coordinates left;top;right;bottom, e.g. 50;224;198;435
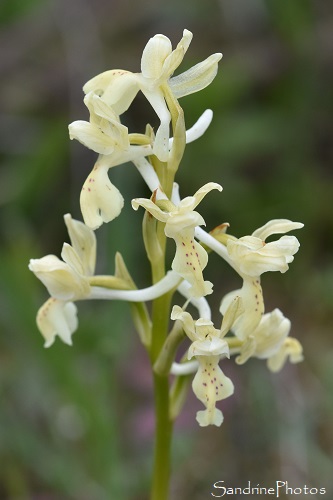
171;305;234;427
69;91;129;155
29;214;96;346
234;308;303;372
220;219;303;340
83;29;222;161
69;92;152;229
29;214;96;301
226;219;304;277
132;182;223;297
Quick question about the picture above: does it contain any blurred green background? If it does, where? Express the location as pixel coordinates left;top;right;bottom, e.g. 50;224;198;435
1;0;332;499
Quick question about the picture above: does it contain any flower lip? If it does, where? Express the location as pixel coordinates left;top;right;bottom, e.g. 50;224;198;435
37;298;78;348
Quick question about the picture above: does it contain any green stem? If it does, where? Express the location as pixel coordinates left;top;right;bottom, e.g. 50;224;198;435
150;373;173;500
149;257;173;499
149;86;186;500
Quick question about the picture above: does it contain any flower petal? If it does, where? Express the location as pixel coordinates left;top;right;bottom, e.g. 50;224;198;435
227;235;301;276
84;93;129;149
191;182;223;209
36;298;78;347
176;182;222;215
252;219;304;241
29;255;89;301
220;279;264;340
253;308;291;359
170;305;197;342
84;91;119;122
83;70;140;115
196;408;223;427
171;231;212;298
220;295;243;337
253;236;301;273
192;357;234;427
165;210;205;236
188;337;229;358
160;29;193;79
235;336;257;365
141;34;172;79
61;243;85;276
68;120;115;155
80;164;124;229
169;53;222;98
131;197;169;222
64;214;96;276
267;338;303;372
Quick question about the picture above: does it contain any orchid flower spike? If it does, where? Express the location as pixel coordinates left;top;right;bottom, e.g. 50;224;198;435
83;30;222;161
29;214;96;347
132;182;222;297
171;305;234;427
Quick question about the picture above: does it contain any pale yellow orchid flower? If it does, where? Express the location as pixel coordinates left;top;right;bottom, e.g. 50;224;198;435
171;305;233;427
29;214;96;301
220;219;303;340
227;219;304;277
83;30;222;161
132;182;222;297
29;214;96;346
69;92;152;229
